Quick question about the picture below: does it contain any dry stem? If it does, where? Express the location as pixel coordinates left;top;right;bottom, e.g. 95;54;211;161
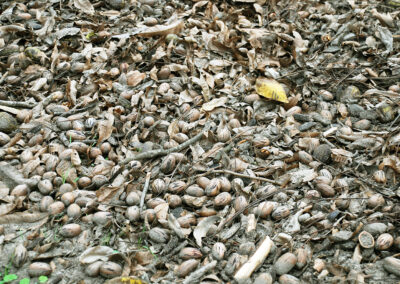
234;236;274;282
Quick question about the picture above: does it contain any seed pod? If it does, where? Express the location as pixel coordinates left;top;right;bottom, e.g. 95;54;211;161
212;242;226;260
161;154;176;174
175;259;199;277
186;109;201;122
196;207;217;217
373;170;386;183
316;183;335;197
67;204;81;219
314;176;331;185
13;244;27;268
173;133;189;144
177;214;197;228
214;192;232;207
93;212;112;226
217;124;231;142
197;177;211;189
298;150;313;164
186;185;204;197
383;257;400;277
99;261;122;279
228;118;241;129
28;262;52;277
205;178;221;197
60;224;82;237
376;233;393;250
61;192;75;206
152;179;166;194
127;206;140;222
254;201;274;219
166;194;182;208
85;261;103;277
279;274;301;284
274;252;297;275
233;196;248;213
48;201;65;215
126;191;140;206
11;184;29;197
179;247;203;260
272;205;290;220
38;179;53;195
232;178;244;192
219;176;231;192
295;248;309;269
367;193;385;208
358;231;374;249
143;116;155;127
319;169;332;182
149;227;170;243
147;198;166;209
168;180;187;194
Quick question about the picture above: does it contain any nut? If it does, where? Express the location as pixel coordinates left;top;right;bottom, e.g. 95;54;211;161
273;252;297;275
376;233;393;250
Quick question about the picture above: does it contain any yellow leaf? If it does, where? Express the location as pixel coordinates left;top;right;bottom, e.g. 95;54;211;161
255;78;288;103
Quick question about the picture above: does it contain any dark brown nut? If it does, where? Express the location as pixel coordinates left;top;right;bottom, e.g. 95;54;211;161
312;144;332;164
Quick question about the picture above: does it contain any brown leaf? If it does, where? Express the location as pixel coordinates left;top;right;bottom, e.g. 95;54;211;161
97;113;115;145
126;71;146;87
137;20;184;37
74;0;95;15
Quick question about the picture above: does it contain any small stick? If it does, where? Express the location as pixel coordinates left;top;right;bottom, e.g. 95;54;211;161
183;260;217;284
234;236;274;282
0;100;36;108
122;122;210;164
139;172;151;213
209;169;280;185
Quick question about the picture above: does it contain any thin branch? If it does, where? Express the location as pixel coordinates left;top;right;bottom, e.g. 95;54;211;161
122;122;210;164
208;169;280;185
140;171;152;213
0;100;36;108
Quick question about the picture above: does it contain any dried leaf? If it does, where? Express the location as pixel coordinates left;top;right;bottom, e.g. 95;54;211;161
74;0;95;15
255;78;288;103
0;211;48;224
168;213;185;239
137;20;183;37
201;97;227;112
97;113;115;145
80;246;114;264
193;215;220;247
126;71;146;87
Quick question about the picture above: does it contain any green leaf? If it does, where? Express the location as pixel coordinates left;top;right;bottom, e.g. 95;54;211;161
38;275;48;283
3;274;18;281
19;279;30;284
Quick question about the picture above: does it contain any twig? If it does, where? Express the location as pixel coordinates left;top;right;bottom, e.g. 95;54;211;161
122;122;210;164
234;236;274;282
183;260;217;284
139;171;152;213
0;100;36;108
208;169;280;185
